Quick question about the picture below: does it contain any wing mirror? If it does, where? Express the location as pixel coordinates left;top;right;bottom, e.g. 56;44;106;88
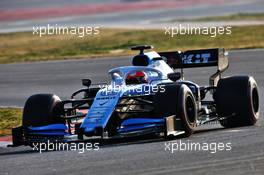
168;72;182;82
82;79;91;87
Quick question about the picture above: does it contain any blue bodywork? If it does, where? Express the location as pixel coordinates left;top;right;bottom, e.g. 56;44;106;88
27;124;68;136
80;89;123;135
118;118;164;133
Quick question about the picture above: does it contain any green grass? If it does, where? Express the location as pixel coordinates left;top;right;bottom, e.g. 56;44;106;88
0;108;22;136
175;13;264;22
0;25;264;64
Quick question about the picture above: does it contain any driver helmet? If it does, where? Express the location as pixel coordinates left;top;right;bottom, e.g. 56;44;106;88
126;71;148;85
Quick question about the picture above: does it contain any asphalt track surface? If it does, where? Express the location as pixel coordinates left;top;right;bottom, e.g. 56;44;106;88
0;49;264;175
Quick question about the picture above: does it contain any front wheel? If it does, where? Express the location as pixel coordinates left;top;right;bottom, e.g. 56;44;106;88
23;94;65;127
177;84;197;137
154;83;197;138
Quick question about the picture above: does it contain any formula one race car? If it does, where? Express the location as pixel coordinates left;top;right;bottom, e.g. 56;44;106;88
11;45;259;147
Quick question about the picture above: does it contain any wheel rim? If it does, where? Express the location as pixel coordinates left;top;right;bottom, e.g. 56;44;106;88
252;87;259;114
186;96;196;124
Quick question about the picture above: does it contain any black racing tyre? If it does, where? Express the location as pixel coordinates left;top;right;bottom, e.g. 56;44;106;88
154;83;180;117
177;84;197;137
215;76;259;128
22;94;65;127
154;84;197;137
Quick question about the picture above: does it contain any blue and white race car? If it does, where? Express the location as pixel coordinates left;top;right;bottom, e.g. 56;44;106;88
11;45;259;147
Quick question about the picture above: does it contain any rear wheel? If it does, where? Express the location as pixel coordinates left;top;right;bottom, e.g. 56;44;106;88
215;76;259;128
23;94;64;127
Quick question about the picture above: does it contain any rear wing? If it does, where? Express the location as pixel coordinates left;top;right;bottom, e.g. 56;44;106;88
159;48;229;86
